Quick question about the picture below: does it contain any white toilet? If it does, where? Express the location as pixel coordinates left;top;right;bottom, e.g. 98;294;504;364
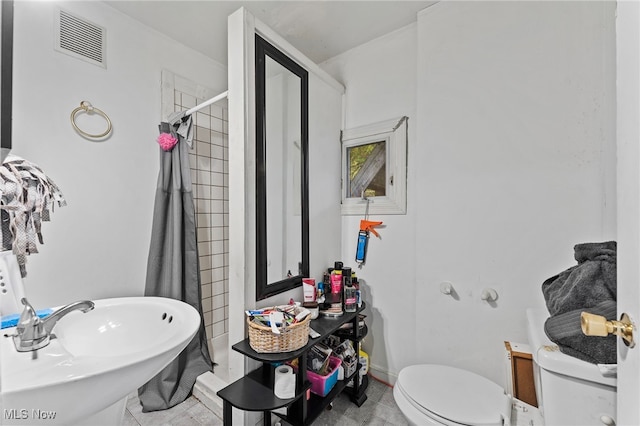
394;308;617;425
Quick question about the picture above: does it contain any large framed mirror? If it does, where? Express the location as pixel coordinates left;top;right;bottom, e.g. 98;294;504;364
255;34;309;301
1;0;13;163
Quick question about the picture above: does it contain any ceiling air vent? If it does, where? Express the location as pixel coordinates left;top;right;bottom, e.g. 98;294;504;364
54;9;106;68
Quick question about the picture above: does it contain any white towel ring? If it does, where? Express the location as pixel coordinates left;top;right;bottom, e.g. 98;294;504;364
70;101;112;139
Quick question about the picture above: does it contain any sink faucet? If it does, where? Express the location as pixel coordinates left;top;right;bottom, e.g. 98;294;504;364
12;297;94;352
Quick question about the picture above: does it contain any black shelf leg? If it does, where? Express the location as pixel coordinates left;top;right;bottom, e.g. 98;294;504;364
288;351;308;423
223;401;232;426
263;410;271;426
350;387;368;407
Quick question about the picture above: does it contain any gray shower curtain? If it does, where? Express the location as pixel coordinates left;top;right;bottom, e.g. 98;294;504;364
138;115;212;411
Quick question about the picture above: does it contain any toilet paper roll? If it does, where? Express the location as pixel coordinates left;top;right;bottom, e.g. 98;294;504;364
274;365;296;399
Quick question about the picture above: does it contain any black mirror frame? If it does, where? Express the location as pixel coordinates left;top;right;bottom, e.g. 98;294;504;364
1;0;13;160
255;34;309;301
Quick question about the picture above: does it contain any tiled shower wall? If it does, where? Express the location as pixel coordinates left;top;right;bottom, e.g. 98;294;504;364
174;91;229;357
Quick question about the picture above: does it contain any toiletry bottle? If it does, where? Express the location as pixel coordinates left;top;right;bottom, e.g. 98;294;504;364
342;267;352;287
343;267;357;313
344;283;357;313
323;272;331;298
352;271;362;308
330;270;343;305
330;270;342;295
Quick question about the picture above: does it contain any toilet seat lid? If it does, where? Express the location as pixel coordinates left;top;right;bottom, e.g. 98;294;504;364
397;364;508;426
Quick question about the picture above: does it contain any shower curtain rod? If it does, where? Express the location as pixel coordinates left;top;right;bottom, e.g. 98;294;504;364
185;90;228;116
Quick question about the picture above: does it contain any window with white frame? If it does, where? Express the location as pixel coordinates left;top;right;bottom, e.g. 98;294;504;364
341;116;408;215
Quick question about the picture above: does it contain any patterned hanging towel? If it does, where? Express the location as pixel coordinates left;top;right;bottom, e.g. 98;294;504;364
0;155;66;277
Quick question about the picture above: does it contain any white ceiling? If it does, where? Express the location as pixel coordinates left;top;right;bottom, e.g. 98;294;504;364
105;1;436;65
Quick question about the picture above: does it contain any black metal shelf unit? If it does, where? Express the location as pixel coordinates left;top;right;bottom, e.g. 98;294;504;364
217;303;368;426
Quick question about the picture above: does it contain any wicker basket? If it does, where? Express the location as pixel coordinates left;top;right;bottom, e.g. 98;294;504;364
247;307;311;353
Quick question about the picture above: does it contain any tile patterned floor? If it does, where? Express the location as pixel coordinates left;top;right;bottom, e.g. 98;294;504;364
124;392;222;426
124;376;407;426
294;377;409;426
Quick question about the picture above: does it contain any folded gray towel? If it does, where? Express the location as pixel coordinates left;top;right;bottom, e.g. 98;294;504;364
543;241;616;316
542;241;617;364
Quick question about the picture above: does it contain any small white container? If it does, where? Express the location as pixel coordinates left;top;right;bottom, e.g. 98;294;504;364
303;278;316;302
303;302;319;319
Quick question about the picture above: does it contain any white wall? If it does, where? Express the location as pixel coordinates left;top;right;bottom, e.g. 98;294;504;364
322;1;616;386
307;73;343;283
322;22;420;382
12;1;226;308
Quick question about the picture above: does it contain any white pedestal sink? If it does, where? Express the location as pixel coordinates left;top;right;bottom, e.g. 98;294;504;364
1;296;201;425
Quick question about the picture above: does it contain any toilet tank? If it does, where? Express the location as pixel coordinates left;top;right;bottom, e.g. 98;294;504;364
526;309;616;426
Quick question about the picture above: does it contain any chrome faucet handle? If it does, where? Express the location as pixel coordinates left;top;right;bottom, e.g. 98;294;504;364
13;297;49;351
17;298;40;334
